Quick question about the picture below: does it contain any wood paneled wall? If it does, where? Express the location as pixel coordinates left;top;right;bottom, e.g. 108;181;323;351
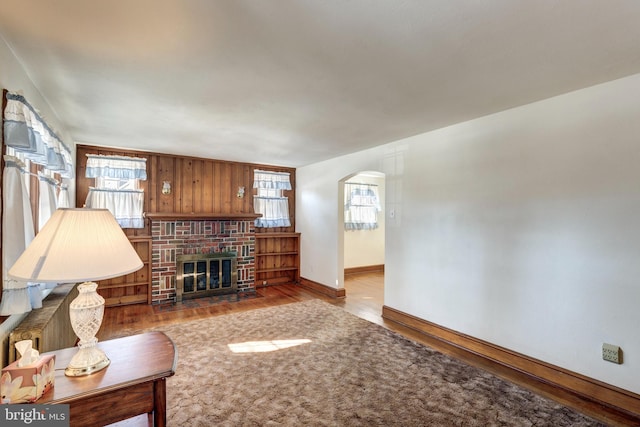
76;145;296;236
76;145;297;305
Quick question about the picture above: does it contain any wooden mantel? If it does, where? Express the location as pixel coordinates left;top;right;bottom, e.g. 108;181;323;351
145;212;261;221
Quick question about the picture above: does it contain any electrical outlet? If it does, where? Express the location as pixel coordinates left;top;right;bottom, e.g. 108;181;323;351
602;343;622;364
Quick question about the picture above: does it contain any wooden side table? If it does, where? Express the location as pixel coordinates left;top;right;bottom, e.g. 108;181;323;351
38;331;176;427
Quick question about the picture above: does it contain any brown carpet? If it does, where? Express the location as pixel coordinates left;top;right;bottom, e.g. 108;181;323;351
154;300;604;426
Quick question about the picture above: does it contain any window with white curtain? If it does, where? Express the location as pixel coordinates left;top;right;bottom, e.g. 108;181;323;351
344;182;381;231
1;91;74;314
0;156;43;315
253;170;291;228
84;154;147;228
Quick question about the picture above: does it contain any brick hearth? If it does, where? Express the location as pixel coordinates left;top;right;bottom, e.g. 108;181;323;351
150;219;255;304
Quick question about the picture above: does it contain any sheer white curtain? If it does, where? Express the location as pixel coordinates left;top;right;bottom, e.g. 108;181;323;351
85;188;145;229
57;184;70;208
1;91;74;315
84;154;147;228
38;173;58;230
253;196;291;227
344;183;381;231
253;170;291;228
0;156;43;315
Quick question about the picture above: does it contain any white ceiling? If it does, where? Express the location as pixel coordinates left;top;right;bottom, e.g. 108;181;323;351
2;1;640;167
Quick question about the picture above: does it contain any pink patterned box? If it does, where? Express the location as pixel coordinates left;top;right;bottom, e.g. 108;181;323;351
1;354;55;403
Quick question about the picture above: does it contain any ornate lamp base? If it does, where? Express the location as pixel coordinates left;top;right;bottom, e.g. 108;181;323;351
64;344;111;377
66;282;110;377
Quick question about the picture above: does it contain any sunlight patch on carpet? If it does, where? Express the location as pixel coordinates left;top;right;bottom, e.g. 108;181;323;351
227;338;312;353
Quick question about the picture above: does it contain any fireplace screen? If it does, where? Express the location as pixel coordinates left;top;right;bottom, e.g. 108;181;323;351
176;253;237;302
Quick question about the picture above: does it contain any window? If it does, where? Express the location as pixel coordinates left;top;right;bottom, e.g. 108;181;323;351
0;155;39;315
344;182;381;231
96;176;139;191
253;170;291;228
84;154;147;228
1;91;73;314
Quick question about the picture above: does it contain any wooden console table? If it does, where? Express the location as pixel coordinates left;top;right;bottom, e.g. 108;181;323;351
38;332;177;427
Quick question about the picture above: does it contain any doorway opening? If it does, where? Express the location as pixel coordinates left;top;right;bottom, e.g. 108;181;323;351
339;171;385;322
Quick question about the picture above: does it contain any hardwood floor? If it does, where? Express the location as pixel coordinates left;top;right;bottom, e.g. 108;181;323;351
99;273;637;426
99;272;387;341
99;284;326;340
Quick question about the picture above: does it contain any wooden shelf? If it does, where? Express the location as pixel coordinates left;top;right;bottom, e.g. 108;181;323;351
98;237;152;306
104;294;148;306
256;251;298;257
97;281;149;290
254;232;300;285
255;232;300;238
256;267;299;274
146;212;260;221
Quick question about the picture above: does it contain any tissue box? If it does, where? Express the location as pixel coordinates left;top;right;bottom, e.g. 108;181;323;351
1;354;55;404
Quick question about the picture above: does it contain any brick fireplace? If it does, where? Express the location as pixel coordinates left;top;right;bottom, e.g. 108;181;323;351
150;217;256;304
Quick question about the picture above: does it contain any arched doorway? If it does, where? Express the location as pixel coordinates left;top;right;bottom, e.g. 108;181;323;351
339;171;385;322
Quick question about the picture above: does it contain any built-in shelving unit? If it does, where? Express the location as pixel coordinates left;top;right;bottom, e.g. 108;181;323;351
255;232;300;286
97;236;152;307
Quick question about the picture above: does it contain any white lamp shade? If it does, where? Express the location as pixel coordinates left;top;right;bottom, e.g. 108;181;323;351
8;208;143;283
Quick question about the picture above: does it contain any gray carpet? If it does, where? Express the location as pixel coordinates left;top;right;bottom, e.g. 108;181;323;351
154;300;603;426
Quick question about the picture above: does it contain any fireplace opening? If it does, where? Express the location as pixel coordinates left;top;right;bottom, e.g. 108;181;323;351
176;252;238;302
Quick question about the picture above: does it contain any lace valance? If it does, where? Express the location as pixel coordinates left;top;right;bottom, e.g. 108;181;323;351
86;154;148;180
253;170;292;190
3;92;74;178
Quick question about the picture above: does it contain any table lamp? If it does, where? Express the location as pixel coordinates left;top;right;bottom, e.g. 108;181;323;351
8;208;143;376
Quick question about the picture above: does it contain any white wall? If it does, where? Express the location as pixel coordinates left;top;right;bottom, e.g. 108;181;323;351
297;72;640;394
344;174;385;269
